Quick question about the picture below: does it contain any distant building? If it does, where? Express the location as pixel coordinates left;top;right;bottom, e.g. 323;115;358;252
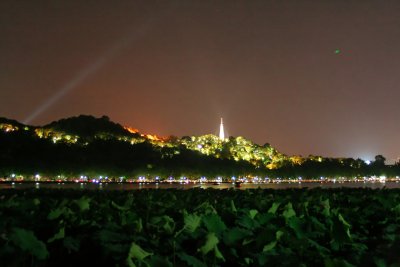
219;118;225;140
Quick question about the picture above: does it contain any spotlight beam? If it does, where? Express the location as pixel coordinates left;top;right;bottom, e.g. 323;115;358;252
23;4;176;124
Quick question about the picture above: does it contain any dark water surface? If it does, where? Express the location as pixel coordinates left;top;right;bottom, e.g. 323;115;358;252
1;181;399;190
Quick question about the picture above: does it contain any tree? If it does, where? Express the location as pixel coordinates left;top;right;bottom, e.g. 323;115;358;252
374;155;386;166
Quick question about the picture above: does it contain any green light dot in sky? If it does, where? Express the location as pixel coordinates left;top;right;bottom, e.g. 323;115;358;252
335;49;341;54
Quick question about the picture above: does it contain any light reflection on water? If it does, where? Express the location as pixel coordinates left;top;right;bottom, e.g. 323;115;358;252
0;181;398;190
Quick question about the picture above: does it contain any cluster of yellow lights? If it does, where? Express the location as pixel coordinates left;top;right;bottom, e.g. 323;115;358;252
141;134;163;142
290;155;305;165
35;128;78;144
181;134;286;169
0;123;18;132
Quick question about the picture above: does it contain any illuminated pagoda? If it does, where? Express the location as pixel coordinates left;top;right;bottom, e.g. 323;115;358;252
219;118;225;140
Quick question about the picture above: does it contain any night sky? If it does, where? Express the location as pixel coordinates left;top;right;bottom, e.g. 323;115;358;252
1;1;400;161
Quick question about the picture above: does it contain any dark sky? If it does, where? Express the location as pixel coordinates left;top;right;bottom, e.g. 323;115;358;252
1;0;400;161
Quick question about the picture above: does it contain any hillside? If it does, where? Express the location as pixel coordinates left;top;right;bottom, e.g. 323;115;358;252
0;115;395;179
0;115;287;168
44;115;135;139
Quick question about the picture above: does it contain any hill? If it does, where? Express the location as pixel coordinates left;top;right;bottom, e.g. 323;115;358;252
0;115;396;179
1;115;287;168
44;115;136;139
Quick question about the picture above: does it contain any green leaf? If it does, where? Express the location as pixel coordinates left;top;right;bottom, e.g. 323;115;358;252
351;242;368;255
392;203;400;215
321;199;330;217
223;227;252;246
10;227;49;260
276;230;284;241
127;242;152;261
331;213;352;249
243;237;254;245
98;229;128;244
47;207;68;220
47;227;65;243
237;213;260;229
324;258;356;267
245;258;253;265
161;216;175;234
257;212;275;226
184;211;202;233
150;215;175;234
287;217;304;239
177;252;207;267
310;216;327;232
230;200;237;213
194;201;217;214
3;195;19;208
263;241;277;252
268;202;280;214
249;209;258;219
111;200;130;211
283;202;296;220
202;214;227;235
338;213;351;239
145;255;173;267
33;198;40;205
373;258;387;267
74;196;90;211
303;201;309;215
134;218;143;233
63;236;80;252
262;230;284;252
199;232;219;255
214;245;225;261
307;239;330;255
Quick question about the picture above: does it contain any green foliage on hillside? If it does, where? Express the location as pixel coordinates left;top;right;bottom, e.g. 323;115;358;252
181;135;287;169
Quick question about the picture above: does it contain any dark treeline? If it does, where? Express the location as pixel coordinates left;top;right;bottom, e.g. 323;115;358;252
0;130;255;178
1;129;399;179
1;115;399;179
272;156;400;178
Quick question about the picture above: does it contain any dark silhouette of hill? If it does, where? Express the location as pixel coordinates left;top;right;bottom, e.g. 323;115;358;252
0;115;397;178
44;115;137;138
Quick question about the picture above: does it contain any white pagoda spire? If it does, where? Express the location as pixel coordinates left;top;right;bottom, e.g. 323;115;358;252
219;118;225;140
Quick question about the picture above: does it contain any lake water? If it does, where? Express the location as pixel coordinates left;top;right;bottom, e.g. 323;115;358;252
1;181;399;190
